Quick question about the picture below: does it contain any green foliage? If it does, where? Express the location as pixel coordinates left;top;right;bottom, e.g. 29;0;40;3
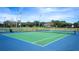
0;20;79;28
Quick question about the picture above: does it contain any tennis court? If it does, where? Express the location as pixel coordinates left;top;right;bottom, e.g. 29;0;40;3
2;30;72;47
0;28;79;51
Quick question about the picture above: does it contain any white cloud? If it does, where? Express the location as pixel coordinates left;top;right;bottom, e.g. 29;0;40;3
0;14;17;22
48;15;72;20
38;7;72;14
0;7;78;23
38;8;54;13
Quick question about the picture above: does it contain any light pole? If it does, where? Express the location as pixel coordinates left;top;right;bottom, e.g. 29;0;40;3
3;17;6;28
16;8;23;32
39;13;42;27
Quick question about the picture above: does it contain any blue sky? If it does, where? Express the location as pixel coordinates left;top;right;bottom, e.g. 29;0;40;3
0;7;79;23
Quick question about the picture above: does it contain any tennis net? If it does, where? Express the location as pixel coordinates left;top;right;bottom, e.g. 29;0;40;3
0;27;77;34
34;30;75;34
0;28;10;33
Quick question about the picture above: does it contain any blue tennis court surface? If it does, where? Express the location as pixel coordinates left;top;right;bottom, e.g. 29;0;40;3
0;32;79;51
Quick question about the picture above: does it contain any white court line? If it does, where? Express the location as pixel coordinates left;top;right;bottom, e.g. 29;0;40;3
3;33;71;47
33;34;70;47
41;35;70;47
2;33;45;47
34;36;58;42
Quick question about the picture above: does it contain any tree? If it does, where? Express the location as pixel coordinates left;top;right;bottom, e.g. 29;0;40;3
74;21;79;28
33;21;40;26
0;23;4;27
3;20;12;27
26;22;34;27
21;22;27;27
51;20;71;27
39;22;45;27
3;20;17;27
